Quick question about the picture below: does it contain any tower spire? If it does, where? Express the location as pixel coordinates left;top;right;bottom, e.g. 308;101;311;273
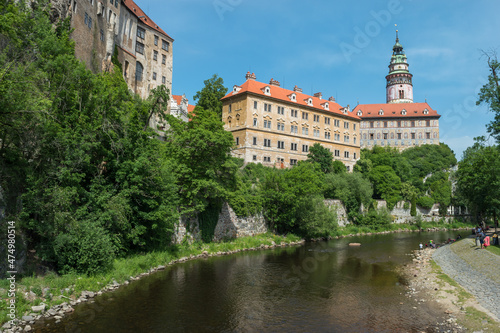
386;30;413;104
395;24;399;43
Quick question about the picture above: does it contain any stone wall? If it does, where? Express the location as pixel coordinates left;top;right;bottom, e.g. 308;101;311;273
213;202;268;242
171;213;201;244
323;199;349;227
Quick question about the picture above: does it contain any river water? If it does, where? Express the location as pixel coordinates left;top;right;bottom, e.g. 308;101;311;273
38;230;463;332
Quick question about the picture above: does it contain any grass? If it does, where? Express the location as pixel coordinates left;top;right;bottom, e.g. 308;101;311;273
0;232;300;325
486;244;500;256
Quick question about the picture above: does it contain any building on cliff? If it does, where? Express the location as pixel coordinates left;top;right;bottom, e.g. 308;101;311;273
353;31;441;150
221;73;361;170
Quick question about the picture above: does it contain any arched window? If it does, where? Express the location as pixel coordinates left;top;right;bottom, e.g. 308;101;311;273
135;61;143;81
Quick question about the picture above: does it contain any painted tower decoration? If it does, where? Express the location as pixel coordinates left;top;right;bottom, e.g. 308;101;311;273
386;30;413;104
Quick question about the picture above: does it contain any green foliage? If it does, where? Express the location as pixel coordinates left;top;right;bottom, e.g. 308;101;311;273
476;53;500;142
192;74;228;119
368;165;401;210
307;143;334;173
323;172;372;223
456;138;500;222
410;197;417;216
417;196;434;209
332;160;347;174
358;208;392;228
296;195;337;239
198;201;222;243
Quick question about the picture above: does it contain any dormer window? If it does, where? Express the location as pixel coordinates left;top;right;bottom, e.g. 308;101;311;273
401;109;407;115
307;98;313;106
262;86;271;95
323;102;329;110
423;108;429;115
232;85;241;94
289;93;296;101
357;110;362;116
379;109;384;115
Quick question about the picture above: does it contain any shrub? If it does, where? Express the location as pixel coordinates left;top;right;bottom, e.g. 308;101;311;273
417;196;434;209
297;196;338;238
53;221;116;275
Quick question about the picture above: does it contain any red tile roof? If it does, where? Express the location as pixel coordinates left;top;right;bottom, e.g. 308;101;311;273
222;78;360;120
171;94;183;105
188;104;195;113
121;0;173;40
353;103;440;119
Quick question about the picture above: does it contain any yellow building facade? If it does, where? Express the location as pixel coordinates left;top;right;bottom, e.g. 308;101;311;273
221;73;361;170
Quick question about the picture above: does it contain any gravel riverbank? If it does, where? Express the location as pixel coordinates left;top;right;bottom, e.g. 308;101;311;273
433;237;500;322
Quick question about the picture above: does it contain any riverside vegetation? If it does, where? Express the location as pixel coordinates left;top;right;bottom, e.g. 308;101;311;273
1;0;498;326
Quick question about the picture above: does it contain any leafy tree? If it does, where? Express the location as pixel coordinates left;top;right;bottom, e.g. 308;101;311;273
456;137;500;223
192;74;228;119
368;165;401;210
476;52;500;142
323;172;372;222
307;143;334;173
332;160;347;174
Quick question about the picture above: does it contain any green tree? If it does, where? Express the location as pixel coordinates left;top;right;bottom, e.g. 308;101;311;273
307;143;334;173
476;52;500;141
456;137;500;223
193;74;228;119
368;165;401;210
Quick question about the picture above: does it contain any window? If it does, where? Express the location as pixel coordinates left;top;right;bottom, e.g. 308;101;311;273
263;156;271;162
313;129;320;138
302;127;308;135
235;137;239;145
426;120;430;127
324;132;331;140
291;143;297;151
397;133;402;139
253;137;257;145
334;149;340;157
383;133;388;139
290;159;297;166
334;133;340;141
302;145;309;152
334;119;340;127
290;125;298;134
277;106;284;115
72;0;77;12
162;76;166;84
84;13;92;29
277;122;285;131
277;141;284;149
162;54;166;65
162;40;169;51
114;0;118;7
254;101;258;109
135;41;144;54
346;166;350;172
253;155;257;161
124;61;129;77
344;151;350;158
313;115;320;122
152;72;157;80
384;121;387;128
153;50;158;61
264;139;271;147
397;121;402;127
426;132;430;139
353;137;356;144
399;90;404;99
264;103;272;112
411;121;415;127
264;120;271;129
137;26;145;39
370;121;374;128
154;35;158;46
411;133;415;139
353;124;356;130
100;29;104;41
228;104;232;113
110;0;113;4
344;122;349;129
135;62;143;81
325;117;331;125
302;112;308;120
291;109;298;117
354;153;357;159
344;135;350;143
253;118;258;127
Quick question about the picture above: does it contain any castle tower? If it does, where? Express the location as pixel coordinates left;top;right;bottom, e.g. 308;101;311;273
386;30;413;103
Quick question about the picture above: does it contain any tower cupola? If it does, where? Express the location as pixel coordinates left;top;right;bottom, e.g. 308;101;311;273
386;30;413;103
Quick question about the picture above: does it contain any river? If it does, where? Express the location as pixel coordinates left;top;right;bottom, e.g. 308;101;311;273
37;230;463;332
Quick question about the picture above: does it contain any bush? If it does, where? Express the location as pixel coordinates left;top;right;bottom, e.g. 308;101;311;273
53;222;116;275
358;209;392;228
296;195;337;238
417;196;434;209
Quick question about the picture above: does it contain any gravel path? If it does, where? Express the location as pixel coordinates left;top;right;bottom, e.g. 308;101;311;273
433;237;500;321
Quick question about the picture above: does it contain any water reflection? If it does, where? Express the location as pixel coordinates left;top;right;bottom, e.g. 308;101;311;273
39;231;459;332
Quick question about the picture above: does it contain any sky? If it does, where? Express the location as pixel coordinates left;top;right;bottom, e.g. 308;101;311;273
136;0;500;160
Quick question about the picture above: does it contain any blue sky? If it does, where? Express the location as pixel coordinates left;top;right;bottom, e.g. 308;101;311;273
137;0;500;159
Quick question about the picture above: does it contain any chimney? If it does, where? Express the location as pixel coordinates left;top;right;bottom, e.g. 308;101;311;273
293;85;302;93
313;92;322;100
245;72;256;80
328;96;336;102
269;78;280;87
